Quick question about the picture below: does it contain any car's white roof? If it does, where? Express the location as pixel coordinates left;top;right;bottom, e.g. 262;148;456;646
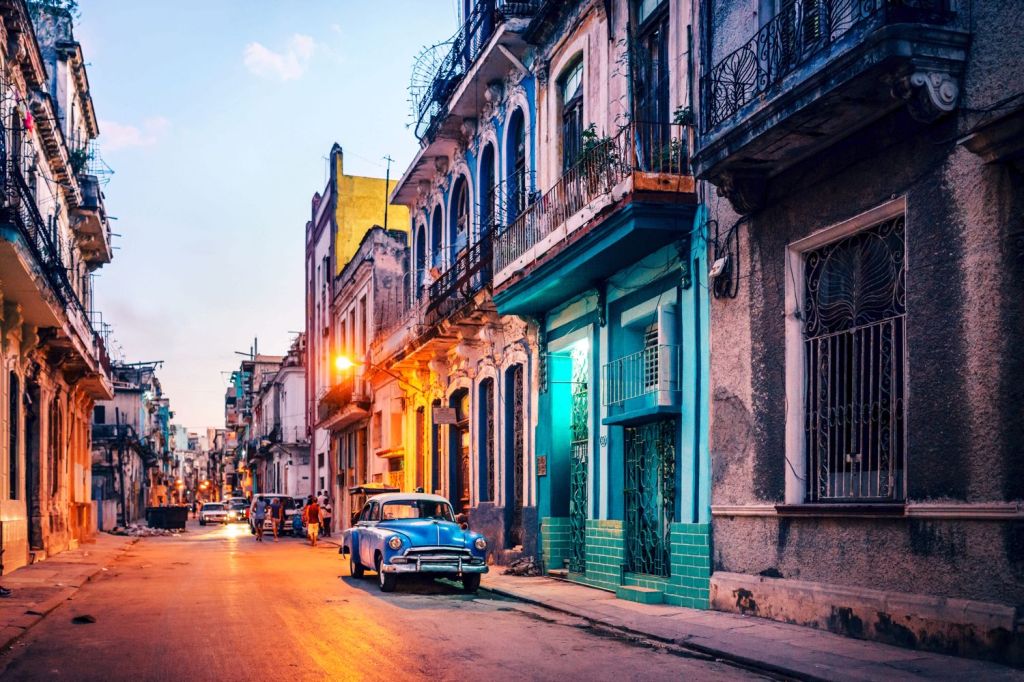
368;493;451;505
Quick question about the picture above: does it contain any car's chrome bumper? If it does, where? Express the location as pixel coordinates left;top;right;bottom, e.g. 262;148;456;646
382;559;488;575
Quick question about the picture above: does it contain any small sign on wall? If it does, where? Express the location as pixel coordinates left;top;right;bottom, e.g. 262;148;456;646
433;407;457;425
537;456;547;477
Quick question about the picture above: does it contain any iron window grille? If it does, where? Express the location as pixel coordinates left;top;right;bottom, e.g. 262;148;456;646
802;215;906;502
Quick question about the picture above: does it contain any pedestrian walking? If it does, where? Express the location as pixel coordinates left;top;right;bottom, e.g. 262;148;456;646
253;496;268;542
304;497;321;548
321;497;333;538
269;497;281;541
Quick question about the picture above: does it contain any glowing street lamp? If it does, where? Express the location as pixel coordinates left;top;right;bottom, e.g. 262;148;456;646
334;355;355;372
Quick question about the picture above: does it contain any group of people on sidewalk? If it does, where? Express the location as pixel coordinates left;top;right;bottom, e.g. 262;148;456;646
249;491;333;547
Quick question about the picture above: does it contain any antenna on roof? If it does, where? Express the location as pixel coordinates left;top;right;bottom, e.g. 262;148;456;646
383;154;394;231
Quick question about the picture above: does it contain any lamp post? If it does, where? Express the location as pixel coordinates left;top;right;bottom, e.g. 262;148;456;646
333;355;424;395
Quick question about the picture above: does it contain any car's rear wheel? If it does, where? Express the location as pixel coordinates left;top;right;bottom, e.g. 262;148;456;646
350;554;364;578
376;555;397;593
462;573;481;593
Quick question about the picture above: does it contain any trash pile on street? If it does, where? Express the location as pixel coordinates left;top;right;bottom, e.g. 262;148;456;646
503;556;542;577
106;525;187;537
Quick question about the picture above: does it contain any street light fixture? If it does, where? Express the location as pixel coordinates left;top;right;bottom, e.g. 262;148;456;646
333;355;424;395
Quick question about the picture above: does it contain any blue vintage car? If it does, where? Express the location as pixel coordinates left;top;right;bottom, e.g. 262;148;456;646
340;493;488;593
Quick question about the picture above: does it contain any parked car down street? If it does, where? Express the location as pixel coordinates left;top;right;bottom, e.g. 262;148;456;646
341;493;488;593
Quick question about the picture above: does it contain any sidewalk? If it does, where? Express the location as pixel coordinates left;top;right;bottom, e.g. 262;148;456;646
481;573;1023;681
0;533;137;651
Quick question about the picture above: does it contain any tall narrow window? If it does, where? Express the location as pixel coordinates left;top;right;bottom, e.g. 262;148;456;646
451;176;470;262
560;59;584;172
431;206;443;269
506;109;527;222
415;224;427;296
803;215;906;502
9;372;19;500
634;0;670;125
480;144;496;235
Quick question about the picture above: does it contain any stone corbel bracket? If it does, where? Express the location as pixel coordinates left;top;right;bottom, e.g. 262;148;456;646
892;71;960;123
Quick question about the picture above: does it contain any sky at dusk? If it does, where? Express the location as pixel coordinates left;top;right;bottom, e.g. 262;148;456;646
76;1;459;431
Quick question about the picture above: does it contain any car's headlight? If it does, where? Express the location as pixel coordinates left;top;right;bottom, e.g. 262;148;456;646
474;537;487;551
387;536;403;550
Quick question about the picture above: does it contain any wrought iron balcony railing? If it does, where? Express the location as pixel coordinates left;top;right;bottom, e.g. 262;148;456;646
427;230;493;317
495;121;693;273
1;139;113;379
602;344;680;407
703;0;952;132
413;0;541;141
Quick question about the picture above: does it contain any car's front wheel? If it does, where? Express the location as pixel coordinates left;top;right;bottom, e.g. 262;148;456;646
199;519;206;526
376;556;397;593
350;554;364;578
462;573;481;593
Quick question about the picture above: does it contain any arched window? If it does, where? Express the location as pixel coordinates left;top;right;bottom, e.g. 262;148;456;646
479;144;496;235
414;223;427;297
506;108;527;222
450;175;470;262
560;58;584;171
430;206;443;269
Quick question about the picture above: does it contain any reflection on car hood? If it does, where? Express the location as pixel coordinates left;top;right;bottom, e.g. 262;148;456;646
379;519;467;548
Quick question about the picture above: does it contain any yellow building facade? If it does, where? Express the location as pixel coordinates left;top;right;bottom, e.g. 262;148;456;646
331;147;409;274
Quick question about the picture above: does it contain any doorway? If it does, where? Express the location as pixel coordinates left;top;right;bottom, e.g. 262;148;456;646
448;389;470;513
26;381;43;551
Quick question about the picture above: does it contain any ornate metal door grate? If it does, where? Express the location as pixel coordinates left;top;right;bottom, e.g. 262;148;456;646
624;418;676;578
568;349;589;573
510;365;524;546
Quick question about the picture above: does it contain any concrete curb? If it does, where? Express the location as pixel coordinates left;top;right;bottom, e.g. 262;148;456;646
480;582;850;682
0;537;139;653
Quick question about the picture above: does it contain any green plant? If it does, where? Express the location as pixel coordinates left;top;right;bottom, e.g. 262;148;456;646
68;147;88;175
673;105;694;126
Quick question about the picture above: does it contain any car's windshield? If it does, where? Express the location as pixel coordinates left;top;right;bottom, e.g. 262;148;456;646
230;503;247;511
380;500;455;522
202;504;224;511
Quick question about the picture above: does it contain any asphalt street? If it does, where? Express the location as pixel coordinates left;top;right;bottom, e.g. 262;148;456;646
0;521;766;681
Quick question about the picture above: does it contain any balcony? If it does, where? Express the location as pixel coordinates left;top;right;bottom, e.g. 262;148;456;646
492;121;697;315
602;344;681;425
0;156;113;398
695;0;967;212
426;231;493;327
413;0;540;143
73;174;113;266
316;375;371;431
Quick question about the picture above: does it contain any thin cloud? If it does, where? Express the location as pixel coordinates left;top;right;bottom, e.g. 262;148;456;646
99;117;170;151
243;34;316;81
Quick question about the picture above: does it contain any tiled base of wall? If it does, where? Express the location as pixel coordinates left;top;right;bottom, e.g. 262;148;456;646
540;518;711;608
540;517;570;571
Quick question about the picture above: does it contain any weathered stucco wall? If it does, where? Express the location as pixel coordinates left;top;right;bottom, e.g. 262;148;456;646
706;0;1024;612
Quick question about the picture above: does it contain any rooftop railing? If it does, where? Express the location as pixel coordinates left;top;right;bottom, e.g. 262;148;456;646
703;0;953;132
495;120;693;272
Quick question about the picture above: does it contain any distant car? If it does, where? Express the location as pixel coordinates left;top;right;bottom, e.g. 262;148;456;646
248;494;298;534
198;503;228;526
341;493;488;593
226;501;248;523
